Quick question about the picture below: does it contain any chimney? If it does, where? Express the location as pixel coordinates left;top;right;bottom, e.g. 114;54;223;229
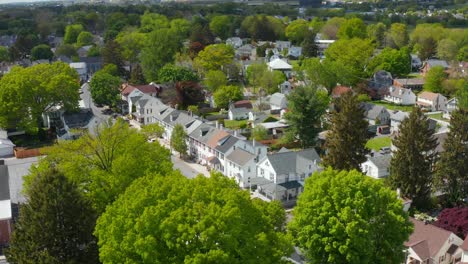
252;139;256;147
215;120;219;129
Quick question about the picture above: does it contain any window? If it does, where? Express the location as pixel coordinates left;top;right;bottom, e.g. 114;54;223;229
269;173;274;181
260;169;264;175
248;167;251;172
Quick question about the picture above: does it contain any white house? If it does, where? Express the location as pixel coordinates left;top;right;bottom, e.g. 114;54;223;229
69;62;87;81
417;91;447;112
275;40;291;51
279;81;292;94
225;148;257;188
228;107;250;121
160;110;202;142
390;110;409;133
287;46;302;59
226;37;243;49
132;94;167;125
361;103;390;125
384;86;416;105
268;58;293;78
405;218;463;264
270;93;288;110
256;148;320;203
361;154;391;179
443;98;458;119
455;236;468;264
57;109;96;140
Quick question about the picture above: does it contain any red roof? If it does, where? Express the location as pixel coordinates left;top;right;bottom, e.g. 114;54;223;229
406;218;454;259
233;100;253;109
462;235;468;251
332;86;352;98
121;83;161;96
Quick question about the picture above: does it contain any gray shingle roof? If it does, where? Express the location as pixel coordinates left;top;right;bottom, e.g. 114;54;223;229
390;111;409;122
361;103;387;120
270;93;286;107
189;123;217;144
215;136;239;154
226;148;255;166
368;154;391;170
266;148;320;175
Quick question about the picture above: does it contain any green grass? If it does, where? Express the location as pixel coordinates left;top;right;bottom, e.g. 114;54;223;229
366;136;392;151
373;101;414;112
224;119;248;129
10;130;56;148
426;112;449;122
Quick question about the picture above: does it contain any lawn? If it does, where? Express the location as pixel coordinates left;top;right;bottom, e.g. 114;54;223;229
10;130;56;149
373;101;415;112
366;136;392;151
224;119;248;129
426;112;449;122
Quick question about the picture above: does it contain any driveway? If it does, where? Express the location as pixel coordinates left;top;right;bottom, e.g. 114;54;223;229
80;82;115;135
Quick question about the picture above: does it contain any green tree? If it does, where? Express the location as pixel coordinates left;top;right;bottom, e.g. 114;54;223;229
194;44;234;72
240;15;285;41
129;64;146;85
434;109;468;206
115;29;148;62
410;24;446;60
158;64;199;83
34;119;172;213
170;18;191;39
261;70;285;95
0;62;80;133
0;46;9;62
251;125;269;141
187;105;199;115
322;93;369;171
6;169;98;264
424;66;447;94
337;18;367;39
325;38;375;85
64;24;84;44
140;28;182;81
140;12;169;33
437;39;458;62
320;17;346;40
388;23;409;49
389;107;437;209
30;44;53;61
285;19;309;44
204;69;227;92
87;45;101;57
456;83;468;109
55;44;77;58
367;22;386;47
141;123;165;139
301;58;354;93
170;124;188;158
366;47;411;77
209;15;234;40
76;31;94;47
289;168;413;264
213;85;243;109
301;30;318;57
89;70;121;106
102;40;126;78
95;172;292;263
284;85;329;148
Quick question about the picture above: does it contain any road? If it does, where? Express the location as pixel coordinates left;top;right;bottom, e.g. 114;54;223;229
80;82;112;135
171;155;210;179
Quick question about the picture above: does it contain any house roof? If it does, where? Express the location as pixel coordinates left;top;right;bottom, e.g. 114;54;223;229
268;58;292;70
418;91;441;101
206;130;230;149
390;111;409;122
226;148;255;166
270;93;286;107
0;138;15;149
121;83;161;96
233;100;253;109
332;85;352;98
387;86;414;99
63;109;94;129
461;236;468;251
361;103;387;120
264;148;320;176
69;62;86;69
394;78;425;86
426;59;449;69
406;218;455;259
215;135;239;154
368;154;391;170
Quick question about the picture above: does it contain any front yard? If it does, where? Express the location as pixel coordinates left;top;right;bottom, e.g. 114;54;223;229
426;112;449;122
373;101;415;112
366;136;392;151
224;119;248;129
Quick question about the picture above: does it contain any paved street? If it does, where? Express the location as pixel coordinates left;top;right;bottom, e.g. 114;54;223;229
79;82;111;135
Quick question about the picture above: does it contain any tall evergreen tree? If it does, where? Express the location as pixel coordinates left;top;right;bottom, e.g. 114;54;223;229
322;92;369;171
6;169;98;264
389;107;437;209
129;63;146;85
284;85;329;148
434;109;468;206
102;40;126;78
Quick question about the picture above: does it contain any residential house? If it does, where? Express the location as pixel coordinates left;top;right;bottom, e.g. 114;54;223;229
211;135;240;174
226;37;243;49
57;109;96;140
331;85;352;99
394;78;425;91
369;70;393;99
189;123;230;166
225;148;257;188
361;154;392;179
279;81;292;94
455;236;468;264
270;93;288;110
443;98;458;119
77;45;93;57
390;110;409;133
287;46;302;59
361;103;390;125
315;39;335;58
275;41;291;52
268;58;293;78
132;94;167;125
69;62;87;81
249;111;269;127
256;148;321;203
405;218;463;264
228;100;253;121
421;59;450;76
121;83;161;101
236;44;255;60
384;86;416;105
160;110;202;143
417;92;447;112
79;57;102;74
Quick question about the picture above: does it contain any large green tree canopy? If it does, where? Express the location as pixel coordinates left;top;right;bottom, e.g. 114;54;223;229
0;62;80;133
95;172;293;263
31;119;173;213
289;168;413;264
194;44;234;73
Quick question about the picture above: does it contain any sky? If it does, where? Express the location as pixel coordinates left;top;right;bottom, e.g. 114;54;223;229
0;0;61;4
